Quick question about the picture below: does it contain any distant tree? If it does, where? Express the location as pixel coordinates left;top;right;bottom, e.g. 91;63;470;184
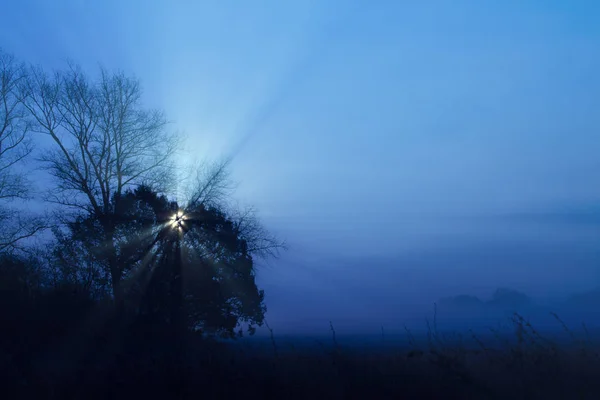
439;294;484;309
21;62;180;303
487;288;531;310
0;49;46;252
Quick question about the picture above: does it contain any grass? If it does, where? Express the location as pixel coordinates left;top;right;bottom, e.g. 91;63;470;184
3;311;600;399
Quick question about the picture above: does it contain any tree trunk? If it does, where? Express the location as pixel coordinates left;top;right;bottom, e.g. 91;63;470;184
103;221;124;316
169;235;184;366
110;257;124;314
170;236;183;331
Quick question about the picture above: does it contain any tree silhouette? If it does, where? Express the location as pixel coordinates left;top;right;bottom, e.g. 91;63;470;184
487;287;531;310
0;49;46;252
21;62;179;304
52;185;273;338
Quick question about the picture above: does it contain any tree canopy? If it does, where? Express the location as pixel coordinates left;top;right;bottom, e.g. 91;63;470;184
0;48;283;340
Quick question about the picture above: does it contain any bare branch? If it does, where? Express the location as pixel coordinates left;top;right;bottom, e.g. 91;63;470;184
23;62;180;215
230;205;286;259
184;158;236;209
0;48;47;252
180;159;285;260
0;48;33;202
0;207;49;253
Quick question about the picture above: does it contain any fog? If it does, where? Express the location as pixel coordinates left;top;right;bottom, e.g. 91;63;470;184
259;214;600;336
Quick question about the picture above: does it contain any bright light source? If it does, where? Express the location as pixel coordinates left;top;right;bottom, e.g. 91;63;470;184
170;211;185;229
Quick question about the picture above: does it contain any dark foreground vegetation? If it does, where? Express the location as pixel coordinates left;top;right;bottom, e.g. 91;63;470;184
2;260;600;400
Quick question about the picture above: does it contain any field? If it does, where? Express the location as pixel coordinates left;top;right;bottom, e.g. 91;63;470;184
4;311;600;399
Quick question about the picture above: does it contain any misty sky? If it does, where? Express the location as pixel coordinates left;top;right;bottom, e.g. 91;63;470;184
2;0;600;334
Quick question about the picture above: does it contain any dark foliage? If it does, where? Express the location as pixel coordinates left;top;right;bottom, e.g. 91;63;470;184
3;250;600;398
47;185;266;338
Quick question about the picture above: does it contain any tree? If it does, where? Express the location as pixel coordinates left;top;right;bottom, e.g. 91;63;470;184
52;184;280;338
179;204;268;338
21;62;179;302
0;49;46;252
488;288;531;310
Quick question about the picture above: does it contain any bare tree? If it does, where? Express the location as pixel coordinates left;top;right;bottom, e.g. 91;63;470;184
21;62;180;301
230;205;286;259
180;158;285;259
0;49;46;252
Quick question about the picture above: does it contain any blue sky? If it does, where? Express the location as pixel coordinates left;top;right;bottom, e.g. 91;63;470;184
2;0;600;334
